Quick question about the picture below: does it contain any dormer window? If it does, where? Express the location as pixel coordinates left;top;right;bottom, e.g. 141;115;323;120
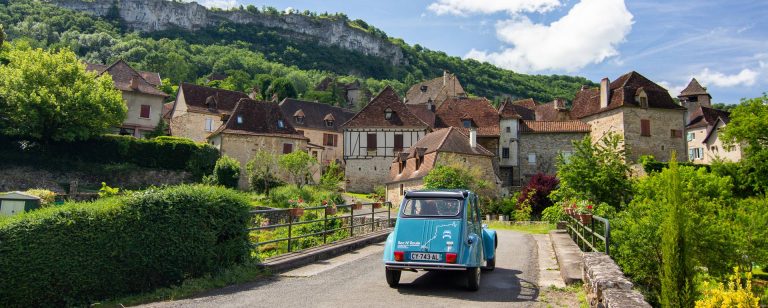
636;88;649;108
325;120;334;127
323;113;335;127
384;107;394;120
277;119;285;128
420;85;428;93
295;116;304;124
639;96;648;108
293;109;305;124
463;119;472;128
236;115;243;124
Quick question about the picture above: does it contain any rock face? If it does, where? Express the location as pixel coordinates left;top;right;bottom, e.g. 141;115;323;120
49;0;404;65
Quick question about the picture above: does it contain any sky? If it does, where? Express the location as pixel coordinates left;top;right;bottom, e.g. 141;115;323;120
199;0;768;104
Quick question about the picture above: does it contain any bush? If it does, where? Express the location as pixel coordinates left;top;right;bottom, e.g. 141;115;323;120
268;185;344;208
318;161;344;191
696;267;761;308
541;205;565;223
211;155;241;189
514;190;533;221
24;189;55;207
0;185;251;307
518;173;559;218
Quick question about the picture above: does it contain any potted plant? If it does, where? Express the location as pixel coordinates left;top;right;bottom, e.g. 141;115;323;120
352;200;363;210
288;198;307;217
373;197;384;209
324;200;337;215
575;200;593;225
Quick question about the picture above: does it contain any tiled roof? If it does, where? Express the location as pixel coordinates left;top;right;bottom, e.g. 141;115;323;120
162;102;174;119
519;120;591;133
209;99;306;139
570;71;684;119
498;99;522;119
534;99;570;121
513;98;537;109
279;98;355;132
406;104;437;128
388;127;493;184
687;106;731;129
404;72;465;105
178;83;250;115
679;78;710;97
342;86;430;129
85;60;166;97
435;97;500;137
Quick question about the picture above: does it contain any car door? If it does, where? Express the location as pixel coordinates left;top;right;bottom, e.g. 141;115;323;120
465;195;483;265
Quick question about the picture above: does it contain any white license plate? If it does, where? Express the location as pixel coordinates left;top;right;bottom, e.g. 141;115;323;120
410;252;441;261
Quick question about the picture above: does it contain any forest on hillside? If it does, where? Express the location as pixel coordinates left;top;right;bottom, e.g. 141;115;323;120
0;0;595;107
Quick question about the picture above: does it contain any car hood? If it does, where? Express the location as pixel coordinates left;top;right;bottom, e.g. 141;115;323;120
394;218;462;253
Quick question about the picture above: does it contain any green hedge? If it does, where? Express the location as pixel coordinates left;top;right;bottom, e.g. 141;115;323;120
0;135;219;178
0;185;251;307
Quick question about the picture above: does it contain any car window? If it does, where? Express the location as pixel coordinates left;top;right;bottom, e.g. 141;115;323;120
466;198;475;231
401;198;462;217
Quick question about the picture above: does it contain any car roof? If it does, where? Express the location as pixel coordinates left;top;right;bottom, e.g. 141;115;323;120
404;190;471;199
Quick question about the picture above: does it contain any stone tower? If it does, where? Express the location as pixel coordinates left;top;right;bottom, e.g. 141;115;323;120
678;78;712;121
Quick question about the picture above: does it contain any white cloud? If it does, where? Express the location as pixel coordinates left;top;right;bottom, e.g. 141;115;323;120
658;81;686;97
199;0;239;9
465;0;634;73
696;68;759;87
427;0;561;16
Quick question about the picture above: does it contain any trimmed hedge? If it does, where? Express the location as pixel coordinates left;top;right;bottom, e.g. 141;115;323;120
0;135;219;178
0;185;251;307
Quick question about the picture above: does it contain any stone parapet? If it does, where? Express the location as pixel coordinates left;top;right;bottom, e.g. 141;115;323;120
582;252;651;308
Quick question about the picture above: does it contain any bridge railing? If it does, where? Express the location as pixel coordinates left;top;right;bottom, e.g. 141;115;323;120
565;214;611;255
249;202;394;257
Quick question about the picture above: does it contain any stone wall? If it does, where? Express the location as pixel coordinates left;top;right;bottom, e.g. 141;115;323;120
622;107;686;162
0;166;193;193
518;132;586;183
385;179;424;206
583;108;624;147
345;156;393;193
170;110;223;143
217;133;310;189
121;91;165;137
582;252;651;308
300;128;343;166
700;121;742;164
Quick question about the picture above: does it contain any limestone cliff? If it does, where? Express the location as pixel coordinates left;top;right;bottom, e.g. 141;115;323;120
48;0;404;65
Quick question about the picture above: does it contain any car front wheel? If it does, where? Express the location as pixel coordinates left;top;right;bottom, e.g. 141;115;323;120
466;267;481;291
483;257;496;271
385;268;401;288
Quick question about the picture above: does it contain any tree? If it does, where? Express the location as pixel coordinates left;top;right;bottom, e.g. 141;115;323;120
266;77;297;101
209;155;241;189
319;161;344;190
719;93;768;194
555;133;632;209
0;24;5;47
659;155;696;308
423;154;493;198
0;44;125;142
144;118;169;139
247;150;279;193
278;151;317;188
517;173;559;217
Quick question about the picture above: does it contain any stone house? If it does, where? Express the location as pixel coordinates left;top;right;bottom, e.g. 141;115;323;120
85;60;168;138
434;97;501;155
342;86;430;193
518;120;591;183
570;71;687;162
404;71;466;108
279;98;355;167
208;99;308;189
168;83;249;142
385;127;497;205
680;79;741;163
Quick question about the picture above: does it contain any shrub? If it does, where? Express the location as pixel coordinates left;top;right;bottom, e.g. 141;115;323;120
278;151;317;188
268;185;344;208
514;190;533;221
24;189;55;207
541;205;565;223
0;185;251;307
211;155;241;189
518;173;559;218
696;267;761;308
98;182;120;197
247;150;280;193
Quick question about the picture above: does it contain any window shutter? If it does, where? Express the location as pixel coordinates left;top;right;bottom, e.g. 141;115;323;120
332;134;338;146
641;119;651;137
140;105;151;118
394;134;403;152
323;134;328;146
283;143;293;154
367;133;377;151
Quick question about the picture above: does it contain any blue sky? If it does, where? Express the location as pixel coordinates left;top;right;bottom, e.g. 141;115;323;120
201;0;768;104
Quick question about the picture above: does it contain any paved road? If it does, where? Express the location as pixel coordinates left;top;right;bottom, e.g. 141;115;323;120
142;230;554;308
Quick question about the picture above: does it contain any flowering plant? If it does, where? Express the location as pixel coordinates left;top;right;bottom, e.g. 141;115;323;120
287;197;308;208
575;200;594;214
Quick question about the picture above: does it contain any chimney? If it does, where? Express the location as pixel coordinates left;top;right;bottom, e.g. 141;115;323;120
130;77;140;90
581;85;589;91
443;70;448;86
426;99;433;111
249;85;259;99
469;128;477;148
599;78;610;109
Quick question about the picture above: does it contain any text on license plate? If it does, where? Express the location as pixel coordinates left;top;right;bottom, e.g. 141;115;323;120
410;252;441;261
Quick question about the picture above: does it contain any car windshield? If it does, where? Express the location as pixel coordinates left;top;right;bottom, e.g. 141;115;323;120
401;198;462;217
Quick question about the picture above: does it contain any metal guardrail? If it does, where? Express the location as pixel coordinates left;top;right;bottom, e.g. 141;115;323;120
249;202;394;253
565;214;611;255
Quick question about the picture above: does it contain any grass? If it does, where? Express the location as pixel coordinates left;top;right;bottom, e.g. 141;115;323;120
343;192;373;202
485;221;556;234
540;283;588;308
92;261;269;307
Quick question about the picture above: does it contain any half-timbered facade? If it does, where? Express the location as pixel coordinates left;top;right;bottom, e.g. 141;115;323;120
279;98;355;167
342;86;430;193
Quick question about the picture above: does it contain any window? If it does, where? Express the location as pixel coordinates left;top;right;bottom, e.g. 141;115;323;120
323;133;337;147
367;133;377;151
711;146;718;152
506;126;511;133
236;115;243;124
393;134;404;152
689;96;698;102
502;147;510;159
528;153;536;165
641;119;651;137
463;119;472;128
671;129;682;138
205;118;213;132
325;120;334;127
312;151;318;159
295;116;304;124
401;198;462;217
687;132;695;141
398;161;404;174
277;119;285;129
384;108;394;120
689;148;704;160
639;96;648;108
140;105;151;119
282;143;293;154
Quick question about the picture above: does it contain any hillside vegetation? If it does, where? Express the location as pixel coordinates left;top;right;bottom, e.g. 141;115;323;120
0;0;594;105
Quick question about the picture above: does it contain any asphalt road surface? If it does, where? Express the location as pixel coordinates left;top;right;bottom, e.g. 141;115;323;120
142;230;549;308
